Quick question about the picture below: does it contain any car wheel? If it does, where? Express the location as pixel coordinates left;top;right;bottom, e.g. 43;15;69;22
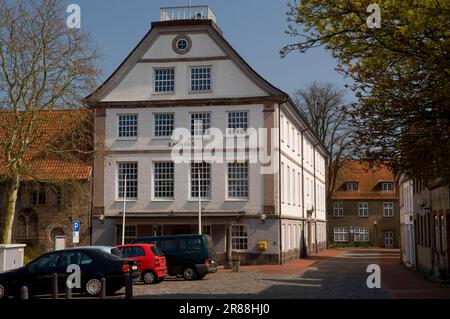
85;278;102;296
142;271;156;284
182;267;197;281
0;283;7;299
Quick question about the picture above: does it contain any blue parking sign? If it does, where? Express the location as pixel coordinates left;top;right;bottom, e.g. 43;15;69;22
73;221;80;232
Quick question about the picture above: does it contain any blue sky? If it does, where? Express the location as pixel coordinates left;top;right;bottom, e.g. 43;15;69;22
65;0;354;100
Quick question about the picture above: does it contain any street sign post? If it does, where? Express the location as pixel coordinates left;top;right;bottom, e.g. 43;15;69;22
73;221;80;244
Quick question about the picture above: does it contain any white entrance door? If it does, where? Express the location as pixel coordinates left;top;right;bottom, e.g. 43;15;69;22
384;231;394;248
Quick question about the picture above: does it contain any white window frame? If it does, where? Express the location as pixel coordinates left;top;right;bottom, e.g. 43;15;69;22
383;202;394;217
287;165;290;205
227;111;249;136
152;162;175;200
153;113;174;138
190;112;211;137
354;227;369;242
358;202;369;217
190;162;211;200
382;182;394;191
346;182;358;192
333;202;344;217
153;67;175;94
190;66;212;93
116;162;138;201
226;162;249;200
334;227;348;242
117;114;138;140
231;224;248;251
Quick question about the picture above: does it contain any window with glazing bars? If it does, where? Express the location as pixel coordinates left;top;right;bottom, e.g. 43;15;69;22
231;225;248;250
190;112;211;136
191;162;211;199
154;68;175;92
383;202;394;217
227;162;249;199
191;66;211;92
358;202;369;217
117;162;138;199
227;111;248;135
118;114;138;138
153;162;174;199
334;227;348;242
354;227;369;242
154;113;174;137
333;202;344;216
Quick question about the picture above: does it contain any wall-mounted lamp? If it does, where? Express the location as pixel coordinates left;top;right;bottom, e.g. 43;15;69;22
98;214;105;224
374;220;378;226
260;214;267;224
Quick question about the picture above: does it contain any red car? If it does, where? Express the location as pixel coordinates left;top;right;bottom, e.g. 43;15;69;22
117;244;167;284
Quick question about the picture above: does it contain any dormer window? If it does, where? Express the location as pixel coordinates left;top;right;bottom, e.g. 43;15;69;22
381;182;394;191
346;182;358;192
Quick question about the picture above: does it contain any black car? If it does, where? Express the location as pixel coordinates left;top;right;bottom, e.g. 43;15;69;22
0;248;140;299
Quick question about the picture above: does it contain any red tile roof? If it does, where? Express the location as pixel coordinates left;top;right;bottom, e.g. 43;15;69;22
0;110;92;181
332;160;397;200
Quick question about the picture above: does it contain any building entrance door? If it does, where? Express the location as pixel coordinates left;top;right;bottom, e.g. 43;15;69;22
384;231;394;248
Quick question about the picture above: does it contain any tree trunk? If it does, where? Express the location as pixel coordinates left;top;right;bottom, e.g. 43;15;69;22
1;174;20;244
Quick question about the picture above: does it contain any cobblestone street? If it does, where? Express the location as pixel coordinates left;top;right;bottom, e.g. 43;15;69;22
119;248;450;299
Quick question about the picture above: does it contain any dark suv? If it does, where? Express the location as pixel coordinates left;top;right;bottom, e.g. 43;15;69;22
133;234;217;280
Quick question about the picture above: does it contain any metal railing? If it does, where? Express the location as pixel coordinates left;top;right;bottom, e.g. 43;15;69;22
160;6;216;23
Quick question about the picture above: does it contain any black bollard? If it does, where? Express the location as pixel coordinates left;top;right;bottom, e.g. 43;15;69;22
52;273;58;299
125;273;133;299
21;286;29;300
100;278;106;299
65;284;72;299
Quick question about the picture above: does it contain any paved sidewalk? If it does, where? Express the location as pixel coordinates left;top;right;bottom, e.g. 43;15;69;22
237;249;344;276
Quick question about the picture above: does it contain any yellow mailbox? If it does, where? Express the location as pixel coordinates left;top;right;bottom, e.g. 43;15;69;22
257;240;268;251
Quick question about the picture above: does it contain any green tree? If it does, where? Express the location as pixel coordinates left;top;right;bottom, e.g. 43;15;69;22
282;0;450;182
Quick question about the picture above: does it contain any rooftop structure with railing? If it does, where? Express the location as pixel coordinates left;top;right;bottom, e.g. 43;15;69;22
160;5;216;23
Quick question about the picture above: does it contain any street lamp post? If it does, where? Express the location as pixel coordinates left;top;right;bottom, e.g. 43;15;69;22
122;175;127;246
198;168;202;235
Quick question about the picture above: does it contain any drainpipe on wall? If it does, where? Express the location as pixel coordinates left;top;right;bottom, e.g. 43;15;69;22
278;104;283;265
301;128;309;258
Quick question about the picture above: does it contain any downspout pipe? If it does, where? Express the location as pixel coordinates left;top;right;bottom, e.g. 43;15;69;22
300;127;309;258
278;104;283;265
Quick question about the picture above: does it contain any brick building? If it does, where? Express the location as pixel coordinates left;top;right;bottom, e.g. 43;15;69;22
0;111;92;254
328;161;399;248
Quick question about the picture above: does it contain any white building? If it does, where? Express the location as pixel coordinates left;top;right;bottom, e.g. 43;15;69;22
399;176;415;267
86;6;328;264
